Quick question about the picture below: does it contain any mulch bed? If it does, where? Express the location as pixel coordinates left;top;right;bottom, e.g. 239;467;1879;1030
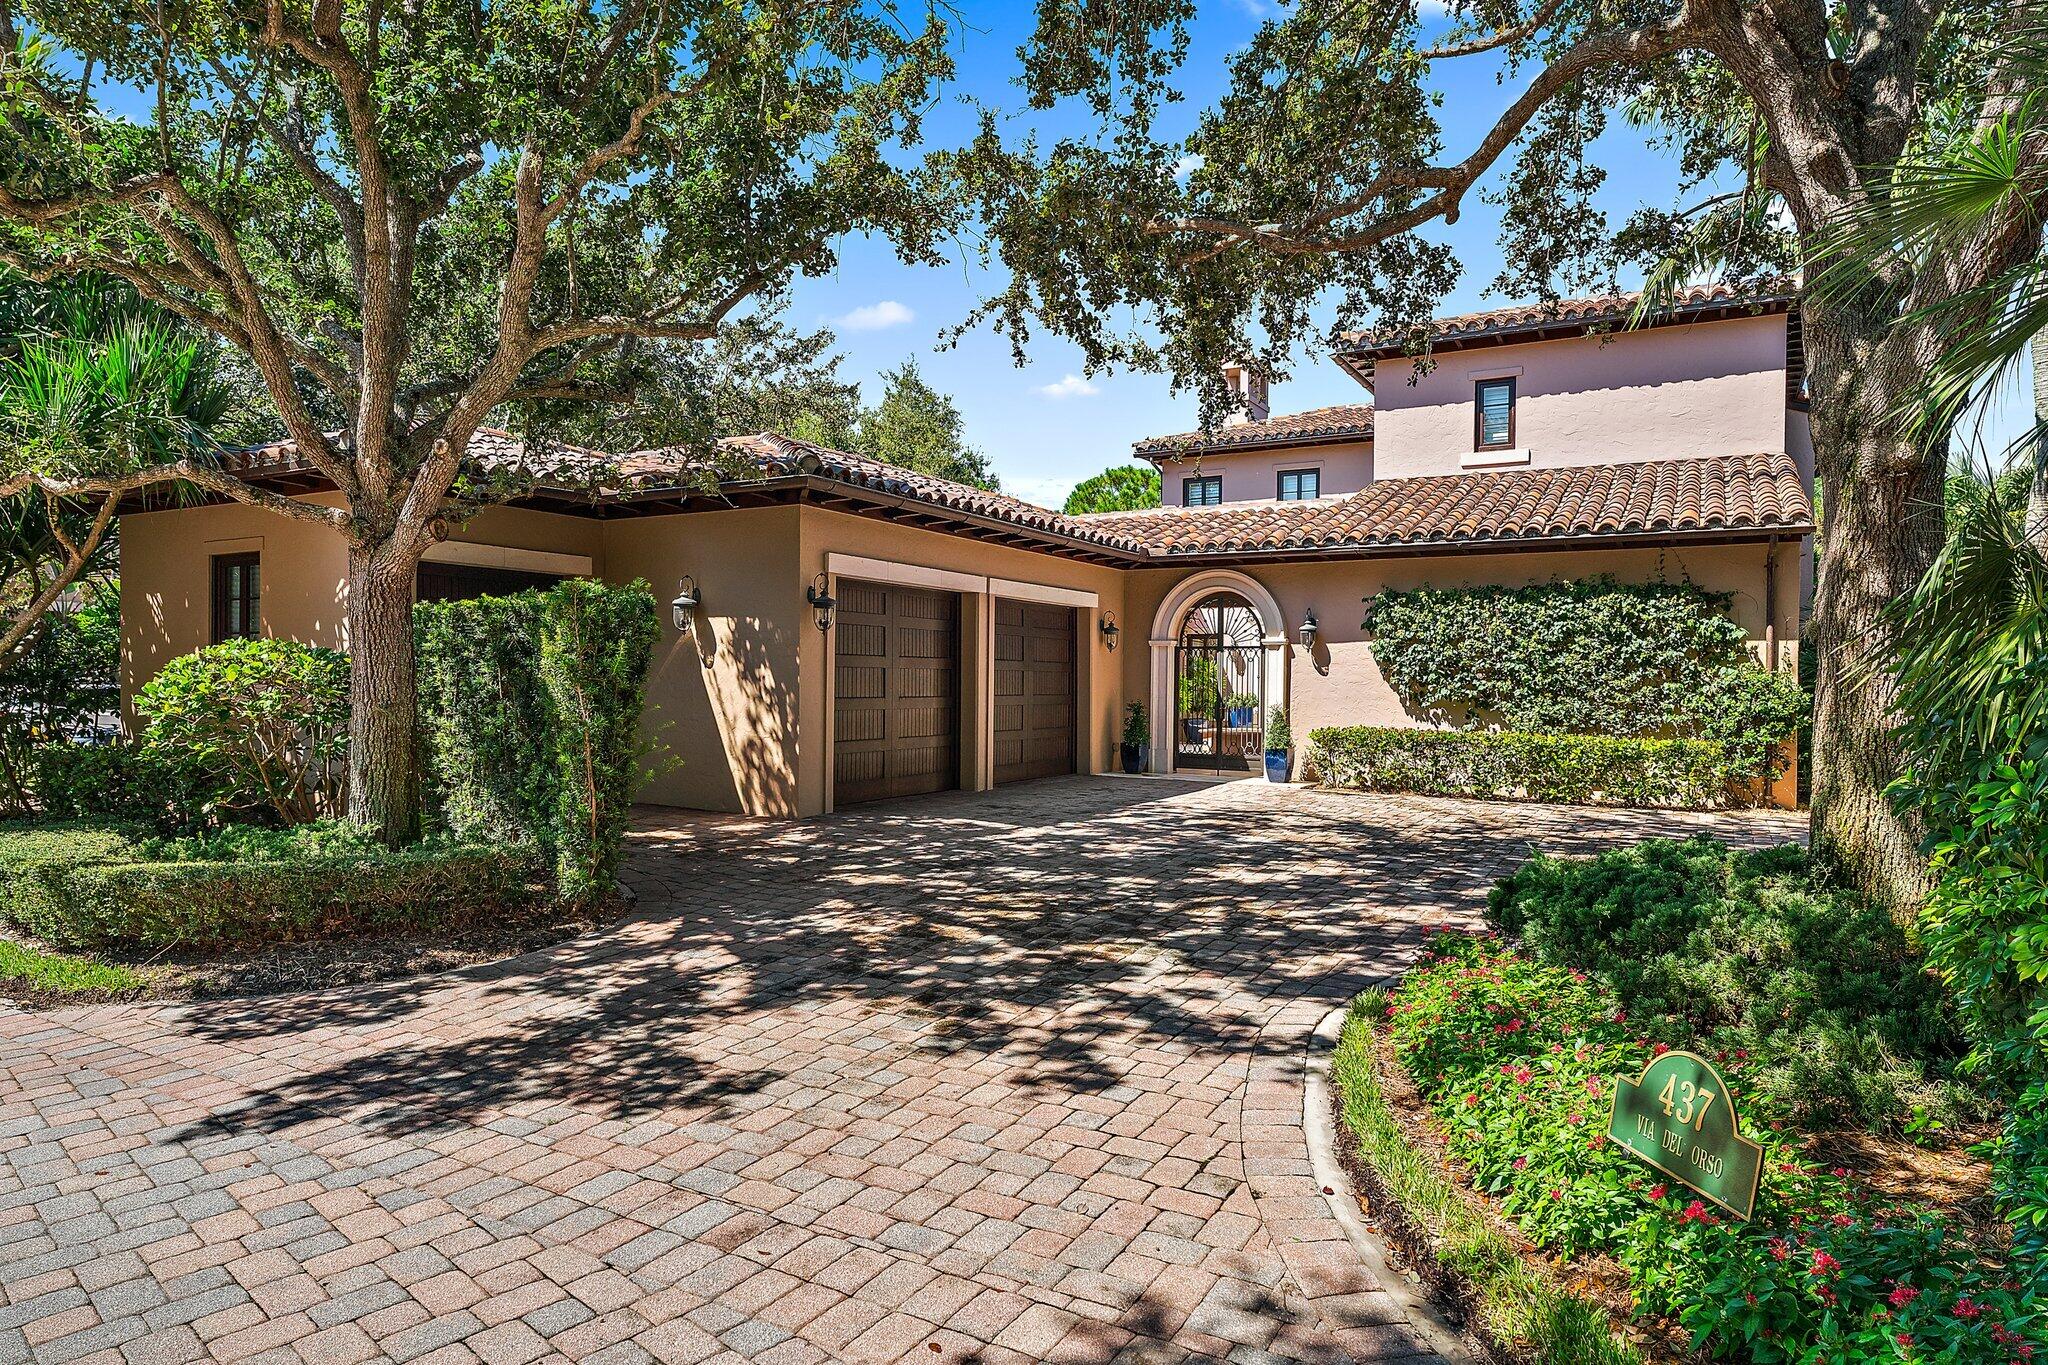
0;895;623;1008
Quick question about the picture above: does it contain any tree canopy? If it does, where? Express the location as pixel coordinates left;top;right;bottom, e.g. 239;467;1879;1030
849;358;998;490
0;0;964;839
1064;464;1160;514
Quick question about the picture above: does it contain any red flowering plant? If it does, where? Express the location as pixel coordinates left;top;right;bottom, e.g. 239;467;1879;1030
1382;933;2043;1363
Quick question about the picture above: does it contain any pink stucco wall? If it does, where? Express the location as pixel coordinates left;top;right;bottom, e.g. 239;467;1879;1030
1371;314;1793;479
1154;440;1374;505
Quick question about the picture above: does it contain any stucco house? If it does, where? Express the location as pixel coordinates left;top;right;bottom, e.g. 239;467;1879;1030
118;281;1815;816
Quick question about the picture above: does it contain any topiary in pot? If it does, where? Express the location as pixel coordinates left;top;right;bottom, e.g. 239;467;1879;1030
1264;705;1293;783
1120;702;1150;774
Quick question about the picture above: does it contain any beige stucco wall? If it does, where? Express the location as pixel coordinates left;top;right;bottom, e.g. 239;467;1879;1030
1372;314;1793;478
1153;439;1375;505
789;508;1130;818
1121;537;1805;807
118;497;604;720
122;494;1803;818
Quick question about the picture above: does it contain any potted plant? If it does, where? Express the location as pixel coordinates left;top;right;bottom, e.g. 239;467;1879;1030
1226;692;1259;729
1178;658;1218;744
1120;702;1149;774
1264;705;1292;783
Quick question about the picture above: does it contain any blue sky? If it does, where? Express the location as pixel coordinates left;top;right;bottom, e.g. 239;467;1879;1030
785;2;2032;508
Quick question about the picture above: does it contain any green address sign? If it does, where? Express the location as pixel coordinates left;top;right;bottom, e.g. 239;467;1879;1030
1607;1050;1762;1222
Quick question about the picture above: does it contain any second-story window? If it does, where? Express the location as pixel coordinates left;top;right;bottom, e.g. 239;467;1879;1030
1183;475;1222;507
1474;377;1516;450
1277;468;1320;501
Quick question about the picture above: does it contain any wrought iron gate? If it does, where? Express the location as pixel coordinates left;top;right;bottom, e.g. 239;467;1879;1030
1174;593;1264;772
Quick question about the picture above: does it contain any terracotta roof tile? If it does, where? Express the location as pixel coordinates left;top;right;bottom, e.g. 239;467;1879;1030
1341;279;1798;359
1132;403;1375;459
214;432;1806;561
1075;453;1812;556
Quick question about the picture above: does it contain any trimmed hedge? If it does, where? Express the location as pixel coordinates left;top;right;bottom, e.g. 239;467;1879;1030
33;743;212;832
0;821;537;950
1307;724;1737;808
416;580;658;904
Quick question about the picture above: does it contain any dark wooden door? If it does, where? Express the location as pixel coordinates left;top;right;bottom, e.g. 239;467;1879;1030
994;600;1076;785
833;580;960;806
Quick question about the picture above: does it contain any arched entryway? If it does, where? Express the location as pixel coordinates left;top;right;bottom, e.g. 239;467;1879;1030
1173;593;1266;771
1146;570;1289;775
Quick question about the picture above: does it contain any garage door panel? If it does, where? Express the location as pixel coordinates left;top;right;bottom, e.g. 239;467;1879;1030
833;582;960;807
994;601;1076;786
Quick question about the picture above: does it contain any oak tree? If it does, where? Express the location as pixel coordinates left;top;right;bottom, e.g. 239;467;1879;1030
0;0;957;841
958;0;2035;913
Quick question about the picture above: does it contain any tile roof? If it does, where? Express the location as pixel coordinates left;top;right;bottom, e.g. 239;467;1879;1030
214;432;1806;561
1074;452;1812;556
1340;278;1799;361
1132;404;1375;460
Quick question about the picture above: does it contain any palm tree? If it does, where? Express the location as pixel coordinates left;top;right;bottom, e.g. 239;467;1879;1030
0;288;230;665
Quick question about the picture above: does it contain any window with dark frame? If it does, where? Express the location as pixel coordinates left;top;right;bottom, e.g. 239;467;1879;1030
211;552;261;643
1183;475;1223;507
1474;377;1516;450
1277;468;1320;501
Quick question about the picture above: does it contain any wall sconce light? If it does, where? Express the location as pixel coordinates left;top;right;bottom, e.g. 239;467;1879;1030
805;574;837;633
670;575;700;634
1298;607;1319;651
1099;611;1121;652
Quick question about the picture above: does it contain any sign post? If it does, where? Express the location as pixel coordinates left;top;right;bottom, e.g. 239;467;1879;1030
1606;1050;1762;1222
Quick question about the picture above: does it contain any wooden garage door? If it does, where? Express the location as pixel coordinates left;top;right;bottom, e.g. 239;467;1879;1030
995;600;1076;785
833;580;960;806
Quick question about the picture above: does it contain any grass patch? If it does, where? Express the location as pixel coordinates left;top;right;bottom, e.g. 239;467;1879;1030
0;937;145;998
1334;988;1643;1365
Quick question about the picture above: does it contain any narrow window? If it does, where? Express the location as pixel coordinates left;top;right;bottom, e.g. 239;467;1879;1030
1183;475;1222;507
211;552;261;643
1277;468;1320;501
1474;377;1516;450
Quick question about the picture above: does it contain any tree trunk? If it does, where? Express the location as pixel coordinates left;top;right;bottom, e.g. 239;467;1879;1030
1803;303;1946;920
2029;331;2048;552
346;540;423;845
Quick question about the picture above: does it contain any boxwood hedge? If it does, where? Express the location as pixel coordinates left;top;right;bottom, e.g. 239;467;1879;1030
1306;725;1738;809
0;821;537;950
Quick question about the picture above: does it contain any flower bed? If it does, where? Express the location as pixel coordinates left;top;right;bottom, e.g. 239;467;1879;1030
1353;932;2042;1363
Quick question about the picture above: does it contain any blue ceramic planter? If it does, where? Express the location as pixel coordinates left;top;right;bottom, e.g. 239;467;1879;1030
1265;750;1290;783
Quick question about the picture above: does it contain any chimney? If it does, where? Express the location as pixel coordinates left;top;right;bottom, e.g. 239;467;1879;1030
1220;362;1269;427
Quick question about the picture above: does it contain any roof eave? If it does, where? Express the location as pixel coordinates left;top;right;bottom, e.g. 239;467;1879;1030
1144;520;1814;565
1134;428;1375;463
1337;293;1801;366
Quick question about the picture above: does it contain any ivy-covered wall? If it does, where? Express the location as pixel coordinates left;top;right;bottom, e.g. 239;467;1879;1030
1362;575;1807;783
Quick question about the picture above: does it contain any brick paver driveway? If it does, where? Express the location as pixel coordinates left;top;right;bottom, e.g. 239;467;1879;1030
1;779;1802;1365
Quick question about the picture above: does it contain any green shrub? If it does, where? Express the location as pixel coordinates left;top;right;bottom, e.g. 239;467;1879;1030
416;579;658;903
1121;702;1148;747
0;587;118;815
0;819;535;949
1384;934;2043;1364
33;742;211;832
1486;839;1963;1132
1363;577;1807;781
1307;724;1737;808
133;637;349;823
1265;704;1291;752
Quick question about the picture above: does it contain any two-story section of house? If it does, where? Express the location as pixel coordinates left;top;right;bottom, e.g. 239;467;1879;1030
1091;281;1812;803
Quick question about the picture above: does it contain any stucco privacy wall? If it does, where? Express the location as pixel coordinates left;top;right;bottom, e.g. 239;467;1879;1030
1152;439;1375;504
1371;314;1792;478
117;497;606;723
791;507;1130;817
1122;538;1802;808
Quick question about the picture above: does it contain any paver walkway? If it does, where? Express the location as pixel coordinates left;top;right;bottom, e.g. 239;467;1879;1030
0;779;1802;1364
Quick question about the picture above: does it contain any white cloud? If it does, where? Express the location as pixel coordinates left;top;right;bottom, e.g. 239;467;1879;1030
832;300;914;331
1008;475;1078;510
1172;153;1204;182
1035;373;1100;400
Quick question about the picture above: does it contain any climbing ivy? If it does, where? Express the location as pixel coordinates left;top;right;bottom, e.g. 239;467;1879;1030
1363;576;1807;780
